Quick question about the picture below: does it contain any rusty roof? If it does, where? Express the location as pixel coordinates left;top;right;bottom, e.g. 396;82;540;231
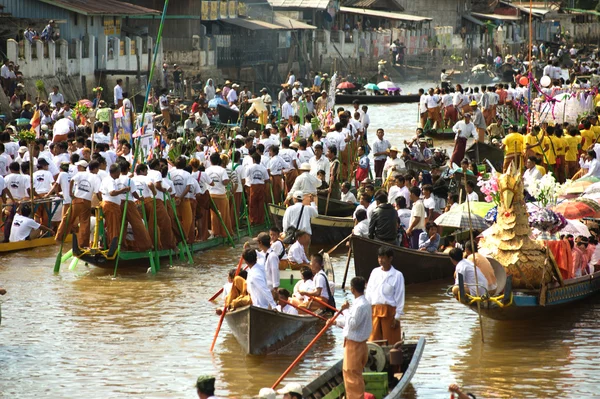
38;0;161;16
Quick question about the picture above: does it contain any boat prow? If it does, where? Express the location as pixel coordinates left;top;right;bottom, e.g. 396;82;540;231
0;234;71;253
224;305;321;355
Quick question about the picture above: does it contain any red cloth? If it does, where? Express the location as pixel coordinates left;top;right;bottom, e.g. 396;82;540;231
546;240;573;280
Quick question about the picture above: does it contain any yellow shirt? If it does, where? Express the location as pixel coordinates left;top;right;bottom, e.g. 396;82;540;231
503;133;524;155
553;136;565;156
564;135;581;162
594;93;600;107
543;136;556;165
592;125;600;140
581;129;595;151
524;133;543;155
535;164;546;176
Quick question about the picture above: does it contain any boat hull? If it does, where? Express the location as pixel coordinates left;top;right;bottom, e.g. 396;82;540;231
268;204;353;245
351;236;455;284
224;305;320;355
465;142;504;172
0;235;71;253
465;272;600;320
335;94;419;104
317;195;356;217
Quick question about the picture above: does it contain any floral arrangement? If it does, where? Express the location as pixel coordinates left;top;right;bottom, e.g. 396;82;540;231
18;129;36;143
477;174;500;206
527;173;567;208
92;87;103;92
529;208;567;234
74;103;90;117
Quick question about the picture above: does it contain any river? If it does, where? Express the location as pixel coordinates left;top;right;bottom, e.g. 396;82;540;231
2;85;600;398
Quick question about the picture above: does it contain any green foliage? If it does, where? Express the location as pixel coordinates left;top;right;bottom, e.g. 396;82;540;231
35;80;45;93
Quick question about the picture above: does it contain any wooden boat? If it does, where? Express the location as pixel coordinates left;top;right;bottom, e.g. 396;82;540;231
404;159;431;172
458;271;600;321
465;142;504;172
335;93;420;105
224;305;321;355
72;224;267;269
0;234;71;253
303;337;426;399
317;195;356;217
268;204;354;245
423;128;455;139
217;104;240;124
351;235;455;284
448;171;483;202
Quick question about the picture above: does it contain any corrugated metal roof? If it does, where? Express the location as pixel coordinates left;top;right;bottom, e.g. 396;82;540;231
38;0;161;16
273;13;317;29
267;0;330;10
471;12;521;21
463;14;485;26
348;0;404;10
224;17;283;30
339;7;432;22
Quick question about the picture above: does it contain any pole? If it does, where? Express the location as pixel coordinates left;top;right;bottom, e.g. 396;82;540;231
209;195;235;247
271;309;343;389
208;256;244;302
113;190;130;277
153;195;160;268
306;294;337;313
53;204;73;273
280;299;328;321
324;233;352;254
166;192;193;263
463;173;485;343
139;195;157;274
341;246;352;290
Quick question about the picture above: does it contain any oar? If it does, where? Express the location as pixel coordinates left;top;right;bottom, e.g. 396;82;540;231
305;293;338;313
166;192;193;264
341;245;353;290
60;249;73;264
271;308;343;389
280;299;327;321
53;204;73;273
209;196;235;247
209;255;245;350
322;233;352;255
208;256;244;302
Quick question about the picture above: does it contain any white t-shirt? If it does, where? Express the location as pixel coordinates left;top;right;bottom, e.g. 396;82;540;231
32;170;54;194
56;171;72;204
114;84;123;104
0;153;11;176
409;200;426;231
205;165;229;195
169;169;192;198
5;173;30;199
9;214;40;242
397;209;411;229
454;259;489;296
72;172;100;201
100;176;121;205
244;164;269;186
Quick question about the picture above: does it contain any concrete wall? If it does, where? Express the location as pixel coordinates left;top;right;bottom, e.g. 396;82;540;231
397;0;470;30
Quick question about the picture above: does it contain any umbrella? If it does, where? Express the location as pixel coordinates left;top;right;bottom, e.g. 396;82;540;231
434;210;489;230
377;81;398;90
559;219;591;237
337;81;355;90
554;199;600;219
565;179;597;195
453;201;496;218
208;96;227;108
364;83;378;91
78;99;93;108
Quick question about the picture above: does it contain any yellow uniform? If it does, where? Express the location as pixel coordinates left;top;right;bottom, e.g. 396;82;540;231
553;136;565;156
524;133;543;155
543;136;555;165
503;133;524;155
580;129;595;151
535;164;546;176
592;125;600;140
564;135;581;162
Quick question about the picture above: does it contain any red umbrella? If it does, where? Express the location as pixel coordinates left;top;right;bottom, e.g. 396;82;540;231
554;199;600;219
336;81;355;89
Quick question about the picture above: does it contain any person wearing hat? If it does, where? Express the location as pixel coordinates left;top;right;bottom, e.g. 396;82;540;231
450;114;477;166
382;146;405;185
260;88;272;113
55;160;101;248
195;375;216;399
227;83;238;103
257;388;276;399
184;112;197;132
222;80;232;99
469;100;486;142
286;162;320;204
336;276;372;399
315;90;328;113
292;81;302;98
277;382;304;399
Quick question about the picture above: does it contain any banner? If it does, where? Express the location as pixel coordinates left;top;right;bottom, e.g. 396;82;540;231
113;108;132;144
136;113;155;159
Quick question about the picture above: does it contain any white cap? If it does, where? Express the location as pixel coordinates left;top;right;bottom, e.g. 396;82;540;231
258;388;276;399
277;382;303;395
293;190;303;199
265;124;273;129
299;162;311;171
41;124;49;131
18;146;27;153
248;129;257;136
76;160;89;168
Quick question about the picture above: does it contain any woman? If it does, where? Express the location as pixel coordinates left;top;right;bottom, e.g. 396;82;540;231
204;78;216;101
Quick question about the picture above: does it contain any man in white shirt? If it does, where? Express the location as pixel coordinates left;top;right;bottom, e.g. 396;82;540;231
9;204;53;242
366;245;405;345
425;88;442;129
450;113;477;166
99;163;127;245
308;144;330;183
48;86;65;107
382;146;405;183
114;79;124;107
245;152;270;225
159;88;170;128
336;276;372;399
352;208;369;237
450;247;489;297
523;156;542;190
283;191;318;235
281;96;294;119
275;288;299;315
243;248;277;309
406;186;426;249
372;128;391;184
341;182;357;203
257;232;280;291
287;230;311;267
286;163;320;203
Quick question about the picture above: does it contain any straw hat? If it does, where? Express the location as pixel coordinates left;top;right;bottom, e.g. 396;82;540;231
299;162;311;171
225;80;232;85
290;142;300;149
389;146;399;152
378;60;387;65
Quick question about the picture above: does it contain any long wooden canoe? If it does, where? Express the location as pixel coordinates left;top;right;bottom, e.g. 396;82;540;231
303;337;426;399
335;94;420;104
268;204;354;245
351;235;455;284
465;142;504;172
0;234;71;253
224;305;321;355
317;195;356;217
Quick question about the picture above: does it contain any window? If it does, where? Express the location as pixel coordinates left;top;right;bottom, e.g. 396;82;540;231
74;13;78;26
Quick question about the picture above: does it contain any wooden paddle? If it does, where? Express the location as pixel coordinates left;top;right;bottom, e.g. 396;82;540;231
271;308;343;390
341;246;353;290
306;293;338;313
53;204;73;273
208;256;244;302
209;255;245;351
322;233;352;255
280;299;327;321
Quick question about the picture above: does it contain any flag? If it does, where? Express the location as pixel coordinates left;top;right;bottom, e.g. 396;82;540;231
30;110;41;137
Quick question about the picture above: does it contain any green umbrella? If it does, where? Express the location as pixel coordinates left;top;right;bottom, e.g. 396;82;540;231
453;201;496;218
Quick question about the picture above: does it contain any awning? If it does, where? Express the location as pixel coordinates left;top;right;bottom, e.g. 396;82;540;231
274;13;317;30
224;18;283;31
472;12;521;21
267;0;330;10
564;8;600;17
463;14;484;26
339;7;432;22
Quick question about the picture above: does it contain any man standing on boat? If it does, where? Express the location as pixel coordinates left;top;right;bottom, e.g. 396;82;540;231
365;246;405;346
450;114;477;167
337;276;372;399
243;248;277;309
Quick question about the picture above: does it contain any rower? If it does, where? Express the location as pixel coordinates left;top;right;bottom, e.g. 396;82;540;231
275;288;299;315
286;162;320;205
277;383;304;399
32;158;53;226
287;230;310;269
243;248;276;309
195;375;217;399
9;203;53;242
336;276;372;399
118;161;153;251
450;247;489;297
291;266;314;307
298;253;334;310
99;163;127;245
365;246;404;345
244;152;269;225
257;232;280;292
